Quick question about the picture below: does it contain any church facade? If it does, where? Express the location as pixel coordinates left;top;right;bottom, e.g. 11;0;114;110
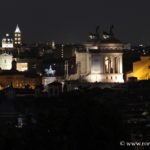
75;26;130;83
1;25;22;49
2;34;14;48
0;53;13;70
0;25;22;71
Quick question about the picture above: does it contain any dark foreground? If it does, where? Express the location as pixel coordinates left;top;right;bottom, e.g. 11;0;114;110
0;81;150;150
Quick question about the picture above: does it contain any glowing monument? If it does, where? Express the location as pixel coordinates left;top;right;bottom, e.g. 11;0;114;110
75;26;130;83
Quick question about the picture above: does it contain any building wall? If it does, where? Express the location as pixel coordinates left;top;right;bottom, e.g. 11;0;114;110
42;76;56;86
76;52;89;75
75;50;124;83
16;63;28;72
127;56;150;80
0;53;13;70
2;42;14;48
91;54;102;74
86;74;123;83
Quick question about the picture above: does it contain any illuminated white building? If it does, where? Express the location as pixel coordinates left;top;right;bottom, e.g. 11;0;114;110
16;63;28;72
2;34;14;48
0;53;13;70
14;24;22;46
74;26;130;83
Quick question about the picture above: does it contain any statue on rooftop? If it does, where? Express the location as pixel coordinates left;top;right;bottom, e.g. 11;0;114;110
88;25;100;41
109;25;114;37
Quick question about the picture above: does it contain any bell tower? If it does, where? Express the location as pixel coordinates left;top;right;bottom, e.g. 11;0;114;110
14;24;22;46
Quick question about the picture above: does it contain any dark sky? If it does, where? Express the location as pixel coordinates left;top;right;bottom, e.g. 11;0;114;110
1;0;150;45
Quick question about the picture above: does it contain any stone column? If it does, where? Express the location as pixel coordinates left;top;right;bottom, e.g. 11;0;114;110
117;57;120;73
113;57;115;73
114;57;117;73
119;55;123;73
103;56;105;73
110;57;113;73
108;59;110;74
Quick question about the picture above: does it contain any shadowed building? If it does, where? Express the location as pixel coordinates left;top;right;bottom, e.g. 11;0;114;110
47;81;62;97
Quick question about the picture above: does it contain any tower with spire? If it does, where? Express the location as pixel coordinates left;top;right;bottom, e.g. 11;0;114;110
14;24;22;46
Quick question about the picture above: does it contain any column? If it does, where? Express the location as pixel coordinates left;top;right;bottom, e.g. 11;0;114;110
99;55;102;73
115;57;118;73
117;57;120;73
119;55;123;73
108;57;110;74
113;57;115;73
103;56;105;73
110;57;113;73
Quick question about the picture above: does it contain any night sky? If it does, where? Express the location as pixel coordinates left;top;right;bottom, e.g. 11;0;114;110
1;0;150;45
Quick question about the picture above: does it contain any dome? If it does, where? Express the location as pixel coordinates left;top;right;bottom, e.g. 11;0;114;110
2;34;13;43
2;33;14;48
